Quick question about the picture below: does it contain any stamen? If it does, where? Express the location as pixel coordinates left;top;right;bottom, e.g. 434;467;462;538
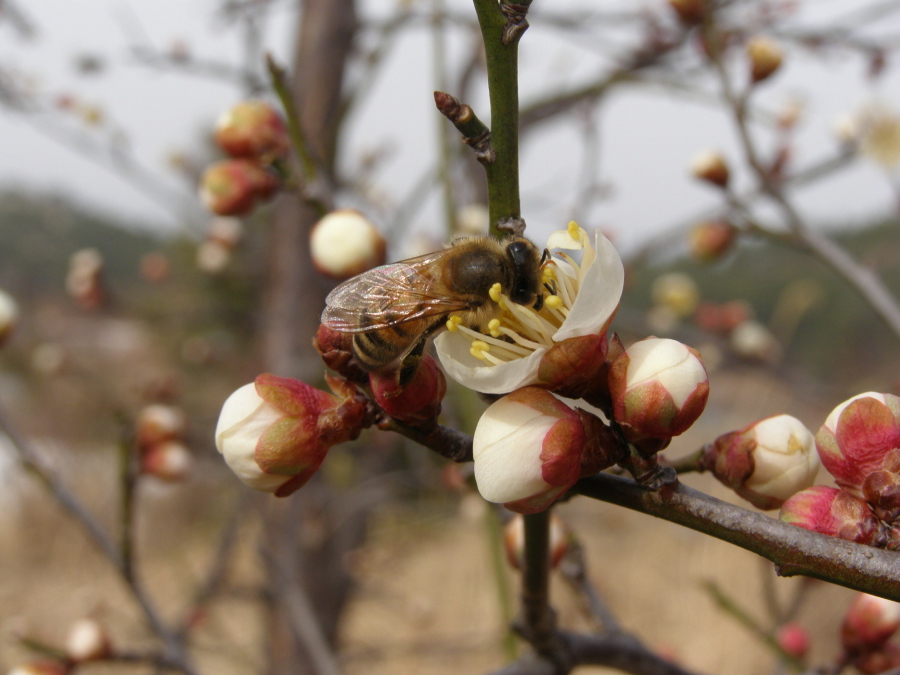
545;295;563;309
487;318;502;338
567;220;581;240
457;325;532;356
446;315;463;332
489;282;502;303
470;340;490;361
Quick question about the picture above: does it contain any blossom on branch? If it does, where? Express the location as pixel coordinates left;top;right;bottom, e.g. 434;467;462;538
215;100;289;160
472;387;622;514
0;288;18;347
310;209;387;280
215;374;368;497
701;414;819;510
435;221;624;395
608;337;709;442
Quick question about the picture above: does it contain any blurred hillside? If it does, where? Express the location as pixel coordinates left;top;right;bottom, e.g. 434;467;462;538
623;217;900;395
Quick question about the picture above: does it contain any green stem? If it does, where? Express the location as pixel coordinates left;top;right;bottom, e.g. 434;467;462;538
485;507;518;659
472;0;522;237
265;54;319;186
703;581;805;672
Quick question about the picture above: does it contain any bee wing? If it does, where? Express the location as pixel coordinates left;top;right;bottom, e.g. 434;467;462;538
321;252;470;333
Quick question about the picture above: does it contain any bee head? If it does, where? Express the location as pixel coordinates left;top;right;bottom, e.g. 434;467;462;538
505;237;543;307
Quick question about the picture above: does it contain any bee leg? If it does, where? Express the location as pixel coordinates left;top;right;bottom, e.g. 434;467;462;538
532;294;544;311
397;338;428;388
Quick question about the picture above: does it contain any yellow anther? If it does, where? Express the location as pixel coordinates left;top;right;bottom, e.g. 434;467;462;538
567;220;581;239
545;295;563;309
489;282;502;303
541;266;557;284
446;315;463;332
470;340;490;360
488;318;502;338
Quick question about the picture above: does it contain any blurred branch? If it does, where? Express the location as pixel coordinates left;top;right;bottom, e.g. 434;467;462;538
130;47;266;92
0;406;197;674
0;0;36;38
558;538;620;633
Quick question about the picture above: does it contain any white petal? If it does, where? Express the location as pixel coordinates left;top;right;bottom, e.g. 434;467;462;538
435;331;547;394
473;399;553;503
553;230;623;341
626;338;706;408
546;229;584;250
215;383;290;492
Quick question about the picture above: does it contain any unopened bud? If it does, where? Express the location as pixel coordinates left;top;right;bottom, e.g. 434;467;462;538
780;485;881;544
730;319;780;363
215;374;368;497
314;324;367;383
370;356;446;424
652;273;699;318
215;100;289;160
310;210;386;280
200;160;276;216
139;252;170;284
690;151;730;188
503;513;569;571
688;220;736;261
196;240;231;274
842;593;900;654
776;623;810;660
609;337;709;441
136;404;187;449
702;414;819;510
694;301;751;335
141;440;192;481
0;288;19;347
207;216;244;249
473;387;620;514
65;617;112;662
816;393;900;497
66;249;106;310
747;36;783;83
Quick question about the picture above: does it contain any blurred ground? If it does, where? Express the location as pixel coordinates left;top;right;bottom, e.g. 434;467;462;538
0;367;859;674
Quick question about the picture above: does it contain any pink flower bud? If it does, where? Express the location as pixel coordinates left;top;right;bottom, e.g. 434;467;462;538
199;160;274;216
780;486;881;544
703;414;819;510
816;393;900;497
65;618;112;662
141;440;192;481
370;356;446;424
215;374;368;497
473;387;619;514
693;301;752;336
855;643;900;675
776;622;810;660
314;324;368;383
136;404;187;450
535;333;608;399
214;100;289;159
0;288;19;347
690;151;730;188
688;220;736;261
503;512;570;571
609;337;709;441
747;36;784;83
139;252;171;284
310;210;386;280
863;466;900;522
842;593;900;654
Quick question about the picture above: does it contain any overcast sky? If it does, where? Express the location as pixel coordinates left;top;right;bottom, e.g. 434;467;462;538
1;0;899;254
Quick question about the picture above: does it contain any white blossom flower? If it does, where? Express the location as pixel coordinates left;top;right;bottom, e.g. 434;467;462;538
435;222;624;394
310;209;386;279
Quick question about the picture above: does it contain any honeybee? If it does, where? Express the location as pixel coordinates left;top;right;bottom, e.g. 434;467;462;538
321;235;545;383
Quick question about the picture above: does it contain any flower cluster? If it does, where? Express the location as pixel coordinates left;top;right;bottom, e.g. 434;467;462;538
215;221;713;513
780;392;900;549
200;101;287;216
841;593;900;674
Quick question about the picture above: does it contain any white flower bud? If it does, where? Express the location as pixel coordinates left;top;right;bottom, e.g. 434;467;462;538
65;617;111;662
609;337;709;440
215;383;293;493
730;319;780;362
743;414;819;503
136;404;187;449
310;209;386;280
651;272;699;318
0;288;19;346
689;150;729;188
142;440;192;481
473;388;586;512
196;240;231;274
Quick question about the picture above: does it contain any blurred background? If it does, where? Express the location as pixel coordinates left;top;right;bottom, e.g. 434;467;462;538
2;0;900;673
